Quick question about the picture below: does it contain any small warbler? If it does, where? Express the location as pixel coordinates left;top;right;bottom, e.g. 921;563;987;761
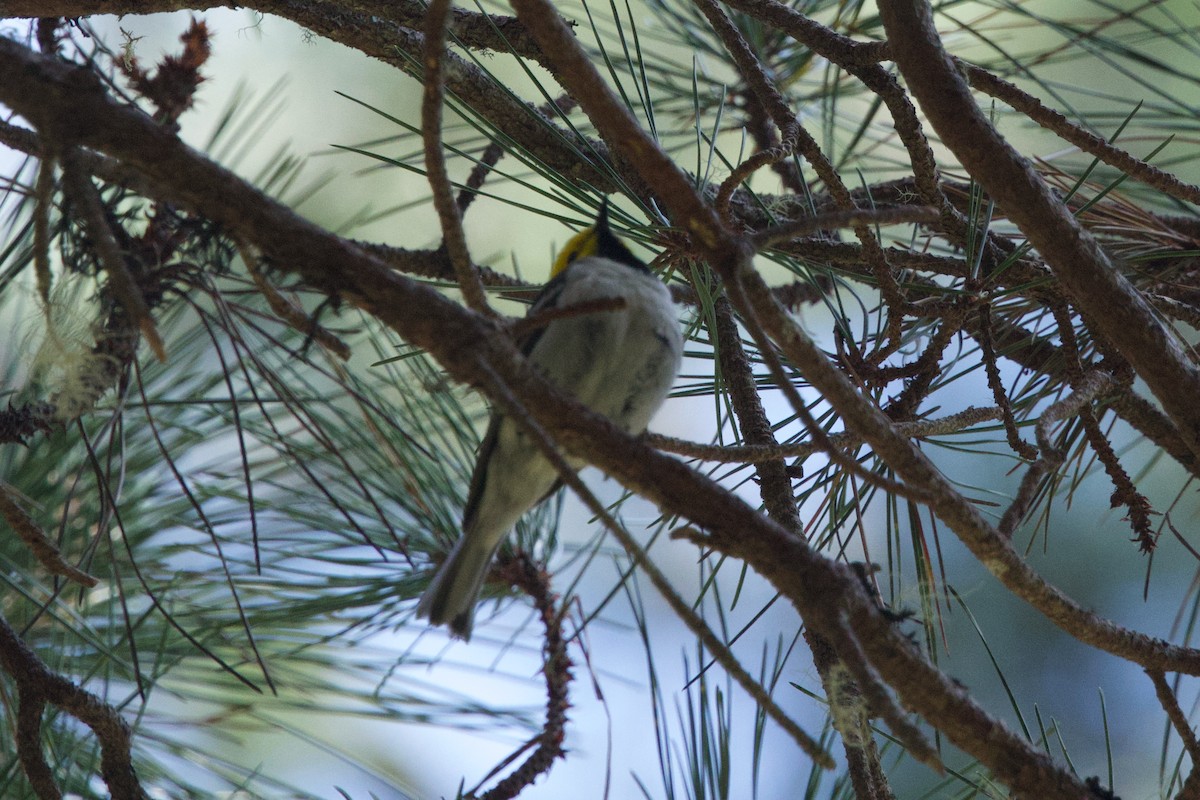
417;201;684;639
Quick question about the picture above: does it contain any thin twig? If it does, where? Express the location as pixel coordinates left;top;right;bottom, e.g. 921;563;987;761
1148;669;1200;771
508;295;626;342
475;553;571;800
422;0;490;314
239;241;351;360
998;371;1115;537
646;406;1003;463
750;205;940;250
962;62;1200;207
456;140;504;216
977;302;1038;461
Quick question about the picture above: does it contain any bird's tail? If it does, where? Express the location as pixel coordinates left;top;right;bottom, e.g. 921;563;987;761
416;532;503;640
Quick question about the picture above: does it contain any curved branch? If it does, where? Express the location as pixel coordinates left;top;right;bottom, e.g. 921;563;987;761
0;614;145;800
16;688;60;800
477;553;571;799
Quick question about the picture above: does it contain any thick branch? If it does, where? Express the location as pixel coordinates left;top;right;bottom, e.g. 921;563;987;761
0;614;144;800
0;0;543;60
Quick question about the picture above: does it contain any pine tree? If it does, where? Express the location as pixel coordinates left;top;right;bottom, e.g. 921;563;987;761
0;2;1198;798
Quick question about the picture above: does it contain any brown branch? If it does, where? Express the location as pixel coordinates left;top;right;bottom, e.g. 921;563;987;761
998;371;1115;537
805;631;897;800
0;483;98;587
930;279;1200;480
0;613;145;800
454;96;572;217
713;157;1194;792
0;0;545;61
0;118;162;201
344;0;543;59
355;239;525;287
711;294;803;526
1148;670;1200;784
240;243;352;360
508;295;625;341
457;140;504;216
729;242;1200;667
977;302;1038;461
715;139;796;222
16;687;61;800
1049;302;1155;550
842;303;967;389
476;553;570;799
647;406;1003;463
739;86;804;196
750;205;940;250
422;0;489;315
962;62;1200;207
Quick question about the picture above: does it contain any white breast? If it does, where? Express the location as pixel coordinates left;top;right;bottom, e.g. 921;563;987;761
527;256;682;434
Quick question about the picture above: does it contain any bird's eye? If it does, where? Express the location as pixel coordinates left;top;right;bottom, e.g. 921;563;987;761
566;250;579;264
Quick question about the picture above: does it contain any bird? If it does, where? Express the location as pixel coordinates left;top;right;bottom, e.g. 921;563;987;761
417;200;684;639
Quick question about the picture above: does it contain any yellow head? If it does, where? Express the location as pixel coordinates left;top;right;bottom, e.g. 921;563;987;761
551;226;601;278
550;200;645;278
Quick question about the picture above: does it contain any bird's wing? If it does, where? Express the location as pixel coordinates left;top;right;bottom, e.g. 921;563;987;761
461;267;574;531
460;412;501;533
515;268;570;356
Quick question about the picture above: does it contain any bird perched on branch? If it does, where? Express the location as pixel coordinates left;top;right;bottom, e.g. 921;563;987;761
417;200;683;639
